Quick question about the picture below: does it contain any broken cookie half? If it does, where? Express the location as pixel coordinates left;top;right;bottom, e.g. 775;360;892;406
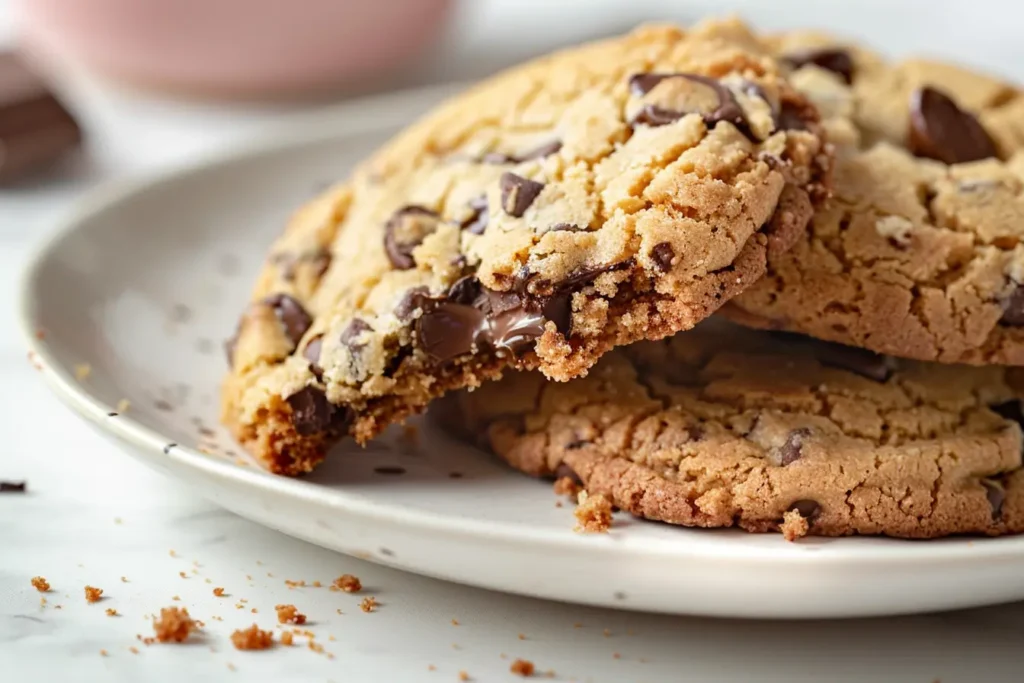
221;19;832;474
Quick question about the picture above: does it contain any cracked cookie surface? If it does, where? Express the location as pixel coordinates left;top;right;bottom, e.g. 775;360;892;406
725;32;1024;365
220;19;831;474
445;321;1024;539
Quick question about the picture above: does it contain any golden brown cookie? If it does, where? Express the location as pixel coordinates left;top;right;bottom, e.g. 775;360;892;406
221;19;831;474
446;321;1024;540
725;33;1024;365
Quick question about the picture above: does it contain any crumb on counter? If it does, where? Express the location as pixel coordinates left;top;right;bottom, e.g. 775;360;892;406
510;659;535;677
451;618;459;626
231;624;273;650
153;606;197;643
106;608;118;617
781;509;810;542
31;576;50;592
332;574;362;593
74;363;91;380
459;671;470;681
213;587;226;597
574;491;612;533
120;576;128;583
1;481;27;493
275;604;306;625
359;597;378;613
280;631;294;646
99;649;108;657
179;571;188;579
116;398;131;413
85;586;103;603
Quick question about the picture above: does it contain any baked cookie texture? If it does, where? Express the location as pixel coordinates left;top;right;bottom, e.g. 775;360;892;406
221;19;831;474
448;322;1024;539
725;32;1024;365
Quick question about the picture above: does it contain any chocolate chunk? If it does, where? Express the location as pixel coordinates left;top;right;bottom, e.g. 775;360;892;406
788;499;821;520
777;101;809;131
482;140;562;165
339;319;372;351
554;462;584;484
460;195;489;235
395;286;432;322
816;343;894;382
908;87;997;165
285;386;350;436
447;276;483;306
262;294;313;348
500;173;544;217
981;479;1006;520
778;428;811;466
650;242;675;272
383;206;440;270
628;73;750;135
0;480;26;493
303;334;324;381
416;302;487;361
784;48;854;84
1001;286;1024;326
991;399;1024;425
0;53;83;183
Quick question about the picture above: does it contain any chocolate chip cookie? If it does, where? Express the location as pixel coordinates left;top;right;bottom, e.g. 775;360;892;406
445;321;1024;539
221;19;831;474
725;32;1024;365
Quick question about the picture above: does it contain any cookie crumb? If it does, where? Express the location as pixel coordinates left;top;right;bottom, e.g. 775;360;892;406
85;586;103;603
333;574;362;593
603;629;611;637
510;659;535;677
231;624;274;650
179;571;187;579
106;608;118;617
31;576;50;592
312;580;322;588
451;618;459;626
168;550;177;557
553;476;582;498
213;587;225;597
428;664;436;671
612;652;621;659
75;363;92;380
120;576;128;583
227;663;236;671
574;491;612;533
275;604;306;625
153;606;197;643
360;597;378;613
129;646;139;655
280;632;294;646
116;398;131;413
99;649;108;657
781;509;810;542
39;597;46;606
458;671;470;681
251;608;258;614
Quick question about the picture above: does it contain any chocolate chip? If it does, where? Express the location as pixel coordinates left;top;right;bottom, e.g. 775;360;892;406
628;73;750;135
395;286;432;322
460;195;489;235
303;334;324;380
482;140;562;165
778;428;811;466
271;248;332;281
788;499;821;520
262;294;313;348
500;173;544;217
816;343;894;382
285;386;350;436
1001;286;1024;326
908;87;997;165
777;101;809;131
339;319;372;351
416;303;487;361
0;481;26;493
383;206;440;270
447;276;483;306
784;48;854;84
981;479;1006;520
555;462;583;485
650;242;675;272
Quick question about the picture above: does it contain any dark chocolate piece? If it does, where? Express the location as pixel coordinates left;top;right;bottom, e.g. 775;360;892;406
784;48;854;84
460;195;489;235
500;173;544;217
286;386;351;435
0;53;82;183
1001;286;1024;326
0;480;26;493
383;206;440;270
628;73;751;135
262;294;313;348
778;428;811;466
908;87;997;165
303;334;324;381
650;242;675;272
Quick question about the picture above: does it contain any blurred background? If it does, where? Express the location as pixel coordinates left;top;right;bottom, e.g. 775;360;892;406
3;0;1023;206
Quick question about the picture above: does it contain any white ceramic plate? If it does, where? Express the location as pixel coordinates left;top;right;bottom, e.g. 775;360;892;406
19;85;1024;619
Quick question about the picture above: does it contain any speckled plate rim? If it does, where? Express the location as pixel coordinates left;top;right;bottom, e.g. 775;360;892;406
16;83;1024;607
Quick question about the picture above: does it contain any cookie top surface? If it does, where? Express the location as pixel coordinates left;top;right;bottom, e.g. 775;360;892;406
222;19;831;473
726;33;1024;364
449;321;1024;539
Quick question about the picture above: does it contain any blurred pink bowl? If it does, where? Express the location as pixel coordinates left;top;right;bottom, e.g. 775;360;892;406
18;0;456;97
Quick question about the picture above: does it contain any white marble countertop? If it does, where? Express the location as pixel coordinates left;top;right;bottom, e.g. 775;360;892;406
4;1;1024;681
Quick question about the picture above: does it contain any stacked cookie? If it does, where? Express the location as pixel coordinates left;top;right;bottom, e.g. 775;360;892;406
221;19;1024;539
